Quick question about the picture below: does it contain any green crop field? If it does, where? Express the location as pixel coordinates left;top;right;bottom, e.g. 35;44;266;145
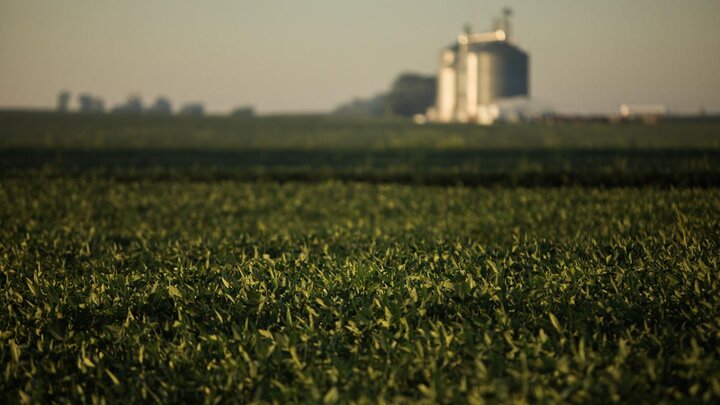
1;112;720;403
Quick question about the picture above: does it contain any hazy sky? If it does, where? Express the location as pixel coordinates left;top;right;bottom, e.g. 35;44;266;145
1;0;719;114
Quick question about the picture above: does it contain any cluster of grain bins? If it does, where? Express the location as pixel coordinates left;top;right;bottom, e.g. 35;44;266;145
426;9;540;125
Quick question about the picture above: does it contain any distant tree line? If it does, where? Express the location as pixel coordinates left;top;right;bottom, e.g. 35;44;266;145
56;91;254;117
333;73;436;118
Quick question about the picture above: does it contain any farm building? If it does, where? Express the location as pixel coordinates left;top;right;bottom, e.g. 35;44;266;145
428;9;531;125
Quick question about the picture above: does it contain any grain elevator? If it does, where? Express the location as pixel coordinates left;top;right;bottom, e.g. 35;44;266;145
431;9;530;124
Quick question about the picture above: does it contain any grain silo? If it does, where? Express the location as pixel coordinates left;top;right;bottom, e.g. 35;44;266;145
432;9;530;124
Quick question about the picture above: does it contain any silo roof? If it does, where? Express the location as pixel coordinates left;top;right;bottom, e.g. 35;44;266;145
447;40;527;55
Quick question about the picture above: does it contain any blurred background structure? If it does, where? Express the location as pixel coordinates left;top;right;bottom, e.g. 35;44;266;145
428;8;532;125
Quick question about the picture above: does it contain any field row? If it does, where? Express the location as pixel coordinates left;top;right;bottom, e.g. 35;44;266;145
2;112;720;150
3;149;720;187
2;180;719;403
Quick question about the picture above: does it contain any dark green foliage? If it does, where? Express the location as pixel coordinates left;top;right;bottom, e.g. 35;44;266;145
2;112;720;188
1;182;719;403
1;112;720;403
2;111;719;151
3;148;720;188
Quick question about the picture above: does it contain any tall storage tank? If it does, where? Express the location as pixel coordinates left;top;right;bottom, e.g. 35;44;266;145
436;66;456;122
474;41;529;105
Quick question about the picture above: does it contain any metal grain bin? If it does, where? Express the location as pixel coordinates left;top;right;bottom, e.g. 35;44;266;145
473;41;529;105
